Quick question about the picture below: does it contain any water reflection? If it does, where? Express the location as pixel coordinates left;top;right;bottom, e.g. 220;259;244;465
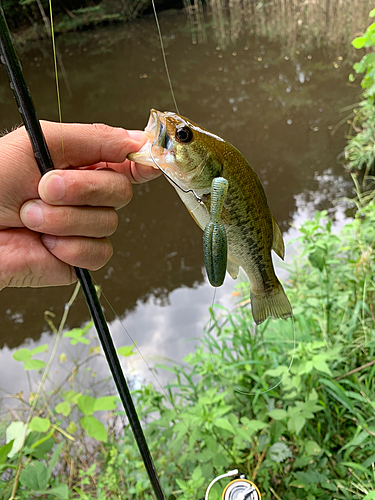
0;9;363;394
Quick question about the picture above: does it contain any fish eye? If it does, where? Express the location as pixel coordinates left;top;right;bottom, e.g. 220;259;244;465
175;126;193;144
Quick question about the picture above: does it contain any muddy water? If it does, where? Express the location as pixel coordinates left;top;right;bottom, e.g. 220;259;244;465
0;9;361;391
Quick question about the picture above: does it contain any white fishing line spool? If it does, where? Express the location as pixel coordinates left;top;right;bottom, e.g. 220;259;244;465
205;470;262;500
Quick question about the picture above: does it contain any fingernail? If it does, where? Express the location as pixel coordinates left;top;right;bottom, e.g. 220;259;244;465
41;235;57;250
23;202;44;228
44;172;65;201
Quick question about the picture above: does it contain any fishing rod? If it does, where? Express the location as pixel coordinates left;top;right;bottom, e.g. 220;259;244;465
0;7;166;500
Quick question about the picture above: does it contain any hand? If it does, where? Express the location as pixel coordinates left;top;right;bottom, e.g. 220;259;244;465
0;121;161;290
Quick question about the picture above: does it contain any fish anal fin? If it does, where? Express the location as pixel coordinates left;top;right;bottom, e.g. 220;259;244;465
272;216;285;260
227;259;239;279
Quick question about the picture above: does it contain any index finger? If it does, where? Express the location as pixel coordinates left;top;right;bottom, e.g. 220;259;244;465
79;160;162;183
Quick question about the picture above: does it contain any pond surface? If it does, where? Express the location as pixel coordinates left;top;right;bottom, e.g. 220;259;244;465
0;6;365;397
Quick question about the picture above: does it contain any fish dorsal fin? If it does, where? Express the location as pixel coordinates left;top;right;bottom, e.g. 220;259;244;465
272;216;285;260
227;258;239;279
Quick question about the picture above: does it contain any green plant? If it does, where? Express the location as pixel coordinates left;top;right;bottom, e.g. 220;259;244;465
345;9;375;174
0;285;138;500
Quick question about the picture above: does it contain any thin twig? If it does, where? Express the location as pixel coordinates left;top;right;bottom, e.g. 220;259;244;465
251;446;268;482
334;360;375;382
316;360;375;391
69;458;74;490
269;486;283;500
352;418;375;437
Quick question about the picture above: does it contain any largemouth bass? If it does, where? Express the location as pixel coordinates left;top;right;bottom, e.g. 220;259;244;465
129;109;292;325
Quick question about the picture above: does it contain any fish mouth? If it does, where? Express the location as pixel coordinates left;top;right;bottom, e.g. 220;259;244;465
147;109;208;191
128;109;207;194
127;109;171;169
148;109;173;153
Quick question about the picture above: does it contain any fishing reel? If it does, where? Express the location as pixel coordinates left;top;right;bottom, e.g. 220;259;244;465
205;469;262;500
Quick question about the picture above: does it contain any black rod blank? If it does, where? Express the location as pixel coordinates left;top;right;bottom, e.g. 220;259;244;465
0;7;165;500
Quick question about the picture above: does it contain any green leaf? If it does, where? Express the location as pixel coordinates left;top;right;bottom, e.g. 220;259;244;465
77;395;96;415
244;419;268;432
80;416;107;442
19;461;48;490
6;421;30;458
0;441;14;464
304;440;321;456
235;427;252;443
66;422;77;434
192;465;202;481
340;461;372;475
55;401;71;417
288;414;306;434
268;442;293;463
29;417;50;433
63;390;82;404
63;328;90;345
205;436;218;453
319;379;355;413
264;366;287;377
312;358;332;376
117;345;135;357
363;492;375;500
30;344;48;356
29;436;54;459
24;359;46;371
352;36;365;49
39;484;69;499
268;409;287;420
13;348;31;362
213;418;236;434
93;396;117;412
308;248;326;271
47;443;65;481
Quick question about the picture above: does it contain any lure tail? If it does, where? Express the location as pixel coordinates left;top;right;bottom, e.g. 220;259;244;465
250;282;292;325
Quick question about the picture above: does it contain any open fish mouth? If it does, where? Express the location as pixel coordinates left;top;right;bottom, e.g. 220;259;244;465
127;109;167;168
148;109;173;151
128;109;206;193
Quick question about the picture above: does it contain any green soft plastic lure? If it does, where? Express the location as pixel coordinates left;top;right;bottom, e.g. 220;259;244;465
203;177;229;287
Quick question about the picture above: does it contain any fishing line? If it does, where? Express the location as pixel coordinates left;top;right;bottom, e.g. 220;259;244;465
48;0;64;161
147;0;297;397
236;315;296;396
150;0;180;114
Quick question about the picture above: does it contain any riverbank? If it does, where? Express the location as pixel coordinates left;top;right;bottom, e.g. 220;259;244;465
2;0;184;48
5;0;374;54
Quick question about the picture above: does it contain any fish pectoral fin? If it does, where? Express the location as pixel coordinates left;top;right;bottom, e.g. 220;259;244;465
272;216;285;260
227;259;239;279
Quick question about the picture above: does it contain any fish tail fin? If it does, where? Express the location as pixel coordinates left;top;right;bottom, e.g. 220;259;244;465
250;283;292;325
